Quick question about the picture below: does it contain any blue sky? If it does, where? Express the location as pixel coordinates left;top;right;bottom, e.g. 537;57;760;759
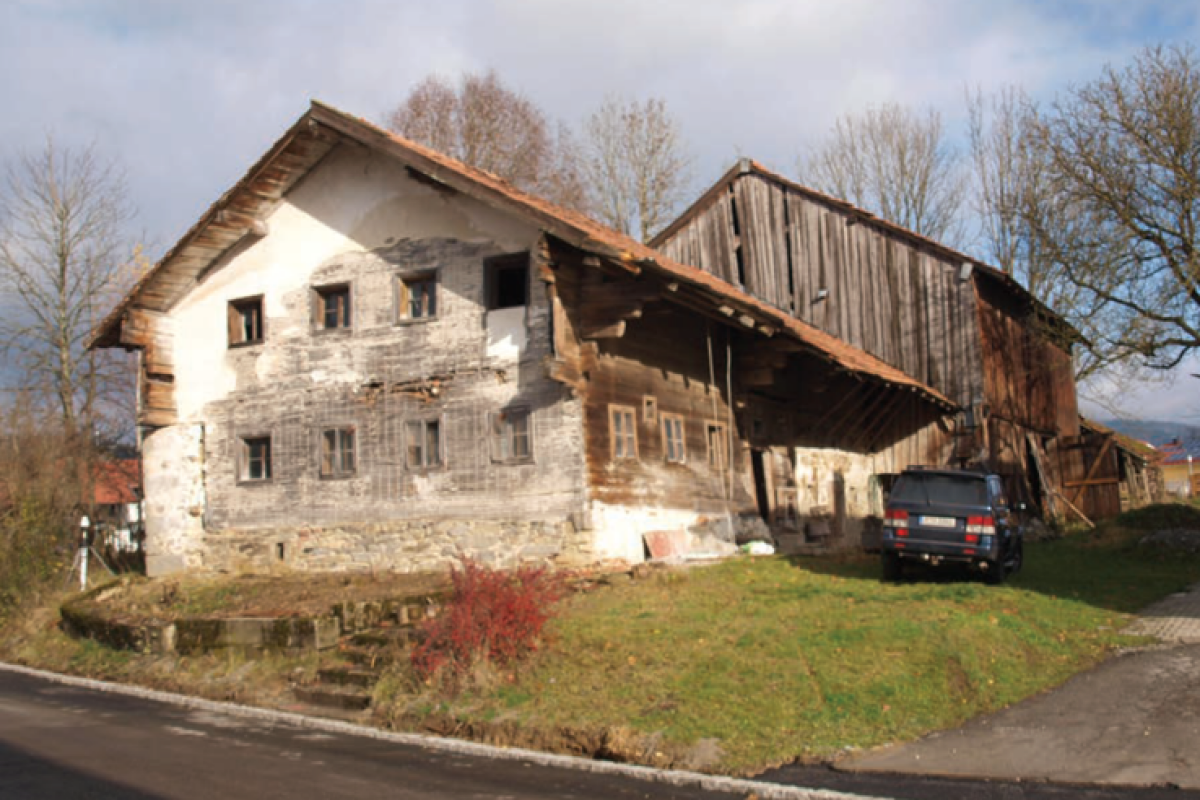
1;0;1197;421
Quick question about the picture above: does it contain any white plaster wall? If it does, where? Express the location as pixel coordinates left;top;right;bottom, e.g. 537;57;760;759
588;501;710;564
170;145;537;421
792;446;883;518
141;423;206;576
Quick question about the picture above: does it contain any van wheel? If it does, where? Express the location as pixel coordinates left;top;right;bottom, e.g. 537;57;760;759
881;552;904;582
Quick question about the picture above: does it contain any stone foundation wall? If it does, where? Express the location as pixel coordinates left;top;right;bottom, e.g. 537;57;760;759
202;517;594;574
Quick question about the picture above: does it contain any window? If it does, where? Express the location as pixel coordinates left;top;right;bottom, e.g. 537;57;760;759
314;284;351;330
240;436;272;482
320;427;356;478
706;422;728;470
609;405;637;460
406;419;443;469
662;415;686;463
397;272;437;321
642;396;658;425
490;407;532;462
485;252;529;309
228;296;264;346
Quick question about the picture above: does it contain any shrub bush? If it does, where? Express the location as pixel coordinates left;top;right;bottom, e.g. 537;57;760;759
411;559;565;686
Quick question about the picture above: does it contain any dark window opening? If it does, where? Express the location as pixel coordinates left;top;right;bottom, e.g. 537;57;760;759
228;297;264;346
315;284;351;330
486;253;529;309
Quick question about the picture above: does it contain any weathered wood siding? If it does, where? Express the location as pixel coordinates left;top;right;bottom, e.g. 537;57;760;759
546;243;756;518
657;174;984;408
975;276;1079;438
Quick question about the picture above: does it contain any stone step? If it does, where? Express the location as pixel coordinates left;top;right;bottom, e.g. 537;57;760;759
340;644;406;668
316;666;381;688
349;627;421;648
292;684;373;711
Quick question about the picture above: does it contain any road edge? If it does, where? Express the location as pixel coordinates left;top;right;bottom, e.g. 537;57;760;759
0;660;885;800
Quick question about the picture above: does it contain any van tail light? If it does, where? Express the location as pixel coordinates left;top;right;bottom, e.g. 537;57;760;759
885;509;909;529
966;516;996;535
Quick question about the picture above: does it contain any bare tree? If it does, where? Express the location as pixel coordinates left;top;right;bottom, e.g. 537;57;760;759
967;86;1117;381
799;103;968;245
582;95;692;243
385;70;588;211
1021;44;1200;379
0;138;138;437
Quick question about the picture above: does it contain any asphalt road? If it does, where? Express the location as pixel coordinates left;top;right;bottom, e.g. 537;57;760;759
0;668;755;800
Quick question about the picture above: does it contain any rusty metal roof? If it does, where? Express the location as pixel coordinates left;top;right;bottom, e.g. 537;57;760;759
91;101;954;410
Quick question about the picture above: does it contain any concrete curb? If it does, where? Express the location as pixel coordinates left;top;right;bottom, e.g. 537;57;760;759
0;660;884;800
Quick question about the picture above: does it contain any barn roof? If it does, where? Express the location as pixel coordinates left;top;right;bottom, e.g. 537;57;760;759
651;158;1081;344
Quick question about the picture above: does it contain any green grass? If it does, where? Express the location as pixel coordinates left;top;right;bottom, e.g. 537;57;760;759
402;505;1200;774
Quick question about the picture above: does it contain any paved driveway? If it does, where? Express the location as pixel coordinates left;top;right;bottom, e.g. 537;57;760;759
843;584;1200;789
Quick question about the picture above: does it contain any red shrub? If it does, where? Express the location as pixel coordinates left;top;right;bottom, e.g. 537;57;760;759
411;559;565;682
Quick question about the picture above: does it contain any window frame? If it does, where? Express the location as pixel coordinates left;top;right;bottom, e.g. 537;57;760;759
642;395;658;425
239;434;273;483
395;270;439;324
661;413;686;464
312;283;352;332
228;296;265;347
609;404;638;461
706;421;729;470
405;418;444;471
489;407;534;464
319;426;357;479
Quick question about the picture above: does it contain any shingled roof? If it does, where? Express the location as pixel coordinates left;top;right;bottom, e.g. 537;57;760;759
91;101;954;410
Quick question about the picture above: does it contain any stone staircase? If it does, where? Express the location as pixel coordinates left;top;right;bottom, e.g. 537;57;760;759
292;595;443;713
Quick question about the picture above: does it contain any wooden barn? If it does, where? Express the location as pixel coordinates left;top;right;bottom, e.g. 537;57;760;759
652;159;1090;525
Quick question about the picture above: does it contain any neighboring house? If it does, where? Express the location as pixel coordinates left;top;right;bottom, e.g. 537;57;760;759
90;458;143;569
651;159;1088;524
1158;439;1198;499
90;102;954;577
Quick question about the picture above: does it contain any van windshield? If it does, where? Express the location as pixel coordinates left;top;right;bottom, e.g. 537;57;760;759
890;474;988;506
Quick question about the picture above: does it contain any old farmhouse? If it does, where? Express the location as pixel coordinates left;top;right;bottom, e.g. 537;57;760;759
91;102;970;576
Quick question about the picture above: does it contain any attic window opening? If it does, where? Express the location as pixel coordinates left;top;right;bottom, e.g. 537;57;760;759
486;252;530;309
228;296;264;347
315;284;351;331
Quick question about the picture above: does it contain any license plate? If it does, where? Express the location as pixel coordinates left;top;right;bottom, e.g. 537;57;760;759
921;515;957;528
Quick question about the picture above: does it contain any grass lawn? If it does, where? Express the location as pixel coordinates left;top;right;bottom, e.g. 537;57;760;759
400;504;1200;774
